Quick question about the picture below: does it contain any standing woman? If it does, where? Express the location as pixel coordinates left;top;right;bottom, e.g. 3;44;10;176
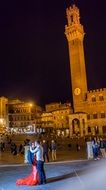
16;142;39;186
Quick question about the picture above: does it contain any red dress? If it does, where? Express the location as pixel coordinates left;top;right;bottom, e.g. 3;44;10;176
16;158;39;186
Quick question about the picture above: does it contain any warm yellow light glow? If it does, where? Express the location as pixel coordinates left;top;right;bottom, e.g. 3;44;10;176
0;118;3;124
29;103;33;107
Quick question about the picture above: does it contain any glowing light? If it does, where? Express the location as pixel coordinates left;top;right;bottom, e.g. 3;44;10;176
29;103;33;107
0;118;3;124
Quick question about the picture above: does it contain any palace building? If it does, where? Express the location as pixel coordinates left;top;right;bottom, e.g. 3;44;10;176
41;102;73;135
65;4;106;137
8;99;42;134
0;97;72;135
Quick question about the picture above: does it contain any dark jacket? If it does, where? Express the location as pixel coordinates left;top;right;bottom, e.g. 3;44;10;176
42;142;49;153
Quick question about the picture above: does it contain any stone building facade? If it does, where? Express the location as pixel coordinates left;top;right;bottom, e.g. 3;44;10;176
0;97;73;135
0;97;8;133
41;102;73;135
8;99;42;133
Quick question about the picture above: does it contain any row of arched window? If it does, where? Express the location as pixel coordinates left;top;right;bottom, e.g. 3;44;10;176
87;112;106;120
91;95;104;102
9;115;36;121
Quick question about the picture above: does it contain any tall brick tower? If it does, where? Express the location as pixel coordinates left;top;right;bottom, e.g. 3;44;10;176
65;4;87;112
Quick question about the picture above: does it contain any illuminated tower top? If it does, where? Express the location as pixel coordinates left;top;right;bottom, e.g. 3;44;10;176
65;4;84;41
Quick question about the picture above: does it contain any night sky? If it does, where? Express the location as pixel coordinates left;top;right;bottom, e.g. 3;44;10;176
0;0;106;106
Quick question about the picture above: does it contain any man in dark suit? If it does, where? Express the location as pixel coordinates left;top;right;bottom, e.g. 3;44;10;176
42;140;49;162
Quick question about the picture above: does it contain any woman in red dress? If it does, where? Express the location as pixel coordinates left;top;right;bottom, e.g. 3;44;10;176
16;144;39;186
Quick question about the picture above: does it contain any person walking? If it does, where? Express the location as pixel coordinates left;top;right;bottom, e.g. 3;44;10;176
30;140;46;185
42;140;49;162
99;137;106;158
51;140;57;161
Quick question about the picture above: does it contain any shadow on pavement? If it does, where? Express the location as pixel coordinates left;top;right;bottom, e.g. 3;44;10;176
46;163;99;185
47;172;76;184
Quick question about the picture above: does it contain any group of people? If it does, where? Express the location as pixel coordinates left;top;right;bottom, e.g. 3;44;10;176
92;137;106;160
42;139;57;162
16;139;57;186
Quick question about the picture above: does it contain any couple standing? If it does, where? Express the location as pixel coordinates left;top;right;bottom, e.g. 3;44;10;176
16;140;46;186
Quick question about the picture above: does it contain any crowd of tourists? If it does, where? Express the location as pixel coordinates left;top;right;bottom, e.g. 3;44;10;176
91;137;106;160
0;134;57;162
1;134;106;162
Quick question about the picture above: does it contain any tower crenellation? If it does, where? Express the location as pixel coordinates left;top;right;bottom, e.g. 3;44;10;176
66;5;80;25
88;88;106;94
65;5;84;42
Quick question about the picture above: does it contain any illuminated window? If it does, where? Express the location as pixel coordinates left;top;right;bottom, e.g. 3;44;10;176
87;114;90;120
93;113;97;119
95;126;99;134
101;113;105;118
88;126;91;133
99;95;104;101
92;96;96;102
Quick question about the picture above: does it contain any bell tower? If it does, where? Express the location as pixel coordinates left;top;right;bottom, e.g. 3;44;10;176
65;4;87;112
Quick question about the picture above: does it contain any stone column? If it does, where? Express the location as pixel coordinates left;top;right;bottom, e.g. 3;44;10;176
80;120;83;137
99;126;103;135
87;141;94;160
69;120;73;137
85;121;88;136
24;145;30;164
91;126;95;136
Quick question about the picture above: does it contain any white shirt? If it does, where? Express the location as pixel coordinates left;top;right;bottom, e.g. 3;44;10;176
30;145;44;161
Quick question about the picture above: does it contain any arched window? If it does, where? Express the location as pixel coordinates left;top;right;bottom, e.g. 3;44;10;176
87;114;90;120
92;96;96;102
88;126;91;133
93;113;97;119
99;95;104;101
95;126;99;134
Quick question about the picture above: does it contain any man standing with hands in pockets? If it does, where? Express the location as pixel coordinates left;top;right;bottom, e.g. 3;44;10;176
30;140;46;185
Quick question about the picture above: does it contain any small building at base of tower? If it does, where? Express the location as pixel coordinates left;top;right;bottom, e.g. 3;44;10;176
69;113;88;137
